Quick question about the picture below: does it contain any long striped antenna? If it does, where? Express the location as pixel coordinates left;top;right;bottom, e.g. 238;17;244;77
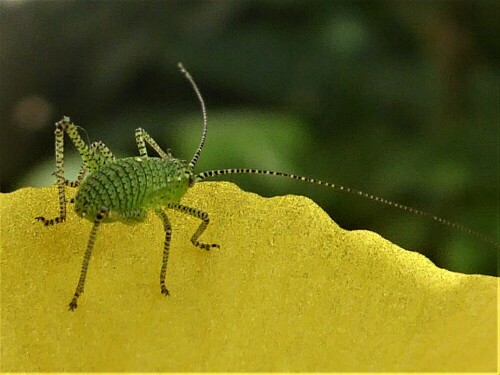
178;62;208;171
196;168;500;249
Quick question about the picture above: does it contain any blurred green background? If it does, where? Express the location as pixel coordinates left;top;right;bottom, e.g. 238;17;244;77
0;1;498;275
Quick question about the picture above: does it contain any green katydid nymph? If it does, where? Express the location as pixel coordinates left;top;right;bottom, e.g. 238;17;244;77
36;63;499;311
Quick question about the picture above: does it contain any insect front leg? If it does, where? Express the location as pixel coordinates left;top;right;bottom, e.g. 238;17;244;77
167;203;220;251
69;207;109;311
135;128;173;159
155;209;172;296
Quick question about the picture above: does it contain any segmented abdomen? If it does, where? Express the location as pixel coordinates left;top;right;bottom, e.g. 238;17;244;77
74;157;190;219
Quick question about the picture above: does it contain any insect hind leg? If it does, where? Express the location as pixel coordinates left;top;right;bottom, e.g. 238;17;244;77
57;140;116;188
89;140;116;168
36;118;115;226
167;203;220;251
155;209;173;296
36;117;72;225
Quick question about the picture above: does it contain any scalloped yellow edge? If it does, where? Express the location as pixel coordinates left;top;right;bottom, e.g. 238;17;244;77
1;182;497;371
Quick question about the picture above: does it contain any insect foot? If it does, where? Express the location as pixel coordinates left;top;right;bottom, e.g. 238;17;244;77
35;215;66;226
196;242;220;251
68;294;80;311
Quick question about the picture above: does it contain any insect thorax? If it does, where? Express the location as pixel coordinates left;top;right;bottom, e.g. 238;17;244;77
73;157;192;221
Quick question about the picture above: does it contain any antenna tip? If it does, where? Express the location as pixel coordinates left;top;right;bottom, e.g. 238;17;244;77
177;62;185;72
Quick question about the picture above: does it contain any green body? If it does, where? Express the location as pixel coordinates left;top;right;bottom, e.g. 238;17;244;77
74;157;191;223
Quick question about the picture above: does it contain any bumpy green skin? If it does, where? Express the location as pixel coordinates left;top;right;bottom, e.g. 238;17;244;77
74;157;191;223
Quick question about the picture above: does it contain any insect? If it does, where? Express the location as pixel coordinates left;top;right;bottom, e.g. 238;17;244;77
36;63;499;311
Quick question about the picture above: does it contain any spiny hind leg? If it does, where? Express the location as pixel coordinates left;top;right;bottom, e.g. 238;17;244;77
69;207;108;311
60;141;116;187
36;118;115;225
135;127;173;159
167;203;220;251
155;209;172;296
35;118;71;225
91;140;116;165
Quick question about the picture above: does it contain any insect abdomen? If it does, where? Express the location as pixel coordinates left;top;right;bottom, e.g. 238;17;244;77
74;157;190;221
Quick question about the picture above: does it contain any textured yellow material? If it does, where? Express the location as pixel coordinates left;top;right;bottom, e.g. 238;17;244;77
0;182;497;371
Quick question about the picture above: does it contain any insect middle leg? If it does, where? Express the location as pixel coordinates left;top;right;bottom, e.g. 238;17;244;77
167;203;220;251
135;128;173;159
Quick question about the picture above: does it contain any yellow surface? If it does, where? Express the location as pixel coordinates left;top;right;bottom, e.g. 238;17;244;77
0;182;497;371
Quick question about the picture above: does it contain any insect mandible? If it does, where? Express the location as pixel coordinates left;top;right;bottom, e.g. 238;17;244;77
36;63;499;311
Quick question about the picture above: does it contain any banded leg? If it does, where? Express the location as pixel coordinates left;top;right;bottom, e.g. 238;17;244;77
60;160;89;188
36;118;115;225
91;140;116;165
35;119;69;225
135;127;173;159
167;203;219;251
155;209;172;296
61;140;116;187
68;207;108;311
61;163;87;187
